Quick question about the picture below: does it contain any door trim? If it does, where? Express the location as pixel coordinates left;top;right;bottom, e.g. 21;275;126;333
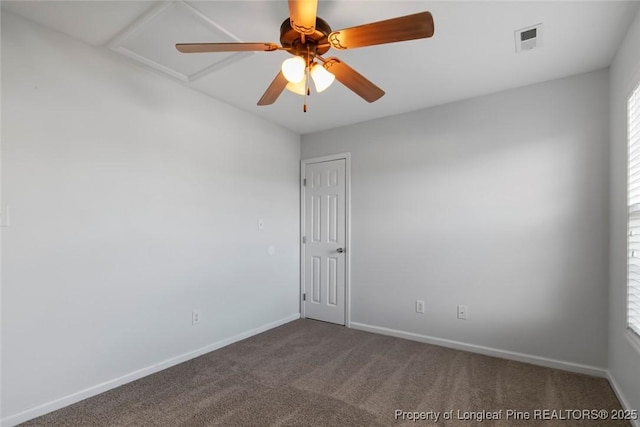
300;153;351;327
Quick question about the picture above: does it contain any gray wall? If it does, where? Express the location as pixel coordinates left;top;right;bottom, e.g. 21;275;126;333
302;69;610;369
609;6;640;414
1;12;300;420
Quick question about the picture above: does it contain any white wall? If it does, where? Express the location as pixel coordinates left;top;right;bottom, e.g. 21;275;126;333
0;6;4;424
302;69;610;370
609;7;640;415
1;11;300;423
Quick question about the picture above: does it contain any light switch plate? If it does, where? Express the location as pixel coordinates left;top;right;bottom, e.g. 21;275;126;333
457;305;468;320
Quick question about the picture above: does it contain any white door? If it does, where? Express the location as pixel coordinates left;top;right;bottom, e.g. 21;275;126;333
303;159;346;325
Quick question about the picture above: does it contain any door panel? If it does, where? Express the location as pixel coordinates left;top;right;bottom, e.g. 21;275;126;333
304;159;346;325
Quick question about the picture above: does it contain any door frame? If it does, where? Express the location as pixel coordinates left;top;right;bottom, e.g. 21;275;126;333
300;152;351;327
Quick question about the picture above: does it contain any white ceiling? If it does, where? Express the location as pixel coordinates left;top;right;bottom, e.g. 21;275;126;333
3;1;639;134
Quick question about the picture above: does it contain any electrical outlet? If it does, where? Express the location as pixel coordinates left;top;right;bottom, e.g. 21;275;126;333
258;219;264;230
416;300;425;314
192;310;201;325
457;305;468;320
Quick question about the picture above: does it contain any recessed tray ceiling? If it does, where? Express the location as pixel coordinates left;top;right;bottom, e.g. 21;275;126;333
109;1;250;82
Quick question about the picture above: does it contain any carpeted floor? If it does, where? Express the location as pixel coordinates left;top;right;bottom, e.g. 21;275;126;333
22;319;629;426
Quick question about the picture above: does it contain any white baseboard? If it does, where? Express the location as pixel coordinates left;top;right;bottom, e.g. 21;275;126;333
1;313;301;427
607;372;640;427
350;322;607;378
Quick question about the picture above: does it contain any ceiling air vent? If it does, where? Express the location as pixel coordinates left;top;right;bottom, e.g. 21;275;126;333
515;24;543;52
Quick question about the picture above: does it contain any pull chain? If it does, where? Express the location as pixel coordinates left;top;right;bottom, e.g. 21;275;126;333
304;65;309;113
304;45;311;113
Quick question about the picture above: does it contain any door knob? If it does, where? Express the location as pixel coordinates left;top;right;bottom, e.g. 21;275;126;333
336;248;344;253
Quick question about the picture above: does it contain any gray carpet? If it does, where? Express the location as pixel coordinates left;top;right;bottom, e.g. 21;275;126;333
22;319;628;426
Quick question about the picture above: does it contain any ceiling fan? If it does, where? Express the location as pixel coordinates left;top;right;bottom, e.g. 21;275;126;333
176;0;434;111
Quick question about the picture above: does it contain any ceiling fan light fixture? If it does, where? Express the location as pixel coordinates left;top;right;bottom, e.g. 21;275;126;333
177;8;435;108
310;63;335;93
281;56;306;83
285;76;307;95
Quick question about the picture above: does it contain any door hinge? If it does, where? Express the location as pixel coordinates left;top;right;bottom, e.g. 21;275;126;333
303;178;306;186
302;236;306;244
303;293;306;301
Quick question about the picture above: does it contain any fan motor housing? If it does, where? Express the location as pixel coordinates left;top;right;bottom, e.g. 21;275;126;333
280;17;332;56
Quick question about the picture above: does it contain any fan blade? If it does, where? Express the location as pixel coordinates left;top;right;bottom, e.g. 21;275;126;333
323;57;384;103
257;71;289;106
176;43;279;53
328;11;434;50
288;0;318;35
